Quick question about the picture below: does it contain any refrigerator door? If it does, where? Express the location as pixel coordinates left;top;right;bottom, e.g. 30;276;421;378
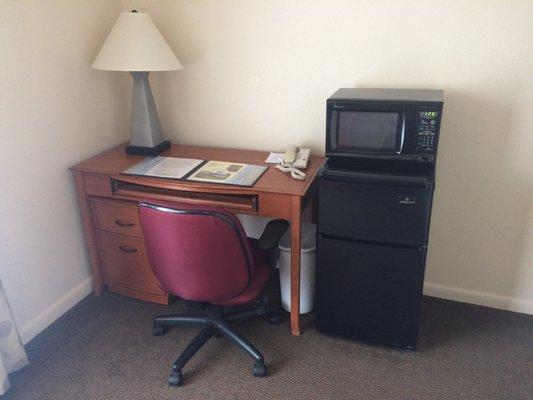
315;234;427;349
318;173;433;246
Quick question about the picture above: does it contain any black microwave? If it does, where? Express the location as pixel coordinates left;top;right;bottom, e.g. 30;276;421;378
326;89;443;161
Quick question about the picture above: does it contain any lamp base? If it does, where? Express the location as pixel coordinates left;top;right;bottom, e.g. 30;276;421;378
125;140;171;156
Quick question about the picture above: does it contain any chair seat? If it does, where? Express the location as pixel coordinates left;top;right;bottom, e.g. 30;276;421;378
212;244;270;306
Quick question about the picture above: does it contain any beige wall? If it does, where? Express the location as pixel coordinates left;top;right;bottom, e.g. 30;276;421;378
0;0;130;342
0;1;530;347
124;0;533;313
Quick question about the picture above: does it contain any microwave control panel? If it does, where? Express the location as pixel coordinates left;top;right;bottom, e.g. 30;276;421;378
416;110;439;152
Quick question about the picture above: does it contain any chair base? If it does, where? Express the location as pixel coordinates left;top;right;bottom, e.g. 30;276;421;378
153;298;281;387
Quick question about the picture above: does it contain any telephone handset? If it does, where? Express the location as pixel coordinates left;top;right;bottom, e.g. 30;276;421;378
283;146;310;169
276;146;311;180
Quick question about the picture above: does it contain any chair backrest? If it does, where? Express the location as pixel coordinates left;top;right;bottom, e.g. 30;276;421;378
139;201;254;303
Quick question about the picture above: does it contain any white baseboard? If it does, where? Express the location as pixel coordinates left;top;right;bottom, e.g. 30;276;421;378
19;277;93;344
423;282;533;315
16;278;531;345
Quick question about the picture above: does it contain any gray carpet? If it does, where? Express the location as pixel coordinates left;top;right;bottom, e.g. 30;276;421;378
3;292;532;400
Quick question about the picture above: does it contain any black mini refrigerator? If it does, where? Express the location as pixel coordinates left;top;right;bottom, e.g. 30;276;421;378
315;88;443;350
316;171;433;349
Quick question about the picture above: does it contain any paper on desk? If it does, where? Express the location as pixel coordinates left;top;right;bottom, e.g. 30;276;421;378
187;160;267;187
265;152;284;164
122;156;204;179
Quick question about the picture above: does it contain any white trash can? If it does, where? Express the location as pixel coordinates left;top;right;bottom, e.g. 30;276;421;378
278;222;316;314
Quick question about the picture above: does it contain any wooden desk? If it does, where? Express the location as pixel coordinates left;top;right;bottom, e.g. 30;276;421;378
71;143;324;335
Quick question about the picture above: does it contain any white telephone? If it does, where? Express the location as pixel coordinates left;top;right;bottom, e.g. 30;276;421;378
283;146;310;169
275;146;311;180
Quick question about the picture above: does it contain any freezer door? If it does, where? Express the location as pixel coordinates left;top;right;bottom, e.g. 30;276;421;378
319;175;433;246
315;235;426;349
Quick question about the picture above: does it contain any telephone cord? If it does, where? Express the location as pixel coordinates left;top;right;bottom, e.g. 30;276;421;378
275;162;306;180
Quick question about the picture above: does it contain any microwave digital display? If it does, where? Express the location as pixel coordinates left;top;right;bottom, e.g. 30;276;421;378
337;111;400;151
419;111;437;118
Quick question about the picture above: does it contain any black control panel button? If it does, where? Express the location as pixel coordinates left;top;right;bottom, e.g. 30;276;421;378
416;111;439;151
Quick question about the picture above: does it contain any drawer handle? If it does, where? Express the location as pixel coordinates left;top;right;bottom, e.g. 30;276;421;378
115;219;135;228
118;245;138;253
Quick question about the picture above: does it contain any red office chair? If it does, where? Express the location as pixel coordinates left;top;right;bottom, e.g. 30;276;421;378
139;201;289;387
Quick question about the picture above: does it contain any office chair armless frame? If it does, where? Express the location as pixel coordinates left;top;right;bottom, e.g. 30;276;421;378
139;202;288;387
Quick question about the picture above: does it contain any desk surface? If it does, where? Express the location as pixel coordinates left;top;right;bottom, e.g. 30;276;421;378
72;143;324;197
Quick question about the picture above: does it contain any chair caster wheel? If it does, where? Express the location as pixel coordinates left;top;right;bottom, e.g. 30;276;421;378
268;313;283;325
168;372;183;387
253;363;267;377
153;325;166;336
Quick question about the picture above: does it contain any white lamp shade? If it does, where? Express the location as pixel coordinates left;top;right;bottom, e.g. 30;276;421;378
92;11;183;71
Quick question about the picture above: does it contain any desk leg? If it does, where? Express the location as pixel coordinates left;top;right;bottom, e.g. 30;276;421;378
290;196;302;335
73;172;104;296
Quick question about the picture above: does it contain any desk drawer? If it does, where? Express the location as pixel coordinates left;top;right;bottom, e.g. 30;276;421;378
98;230;163;296
92;199;143;238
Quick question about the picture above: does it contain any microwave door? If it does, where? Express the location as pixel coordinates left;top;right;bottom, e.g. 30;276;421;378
329;108;404;156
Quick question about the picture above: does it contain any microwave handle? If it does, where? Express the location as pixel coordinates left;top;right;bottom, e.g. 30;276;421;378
329;110;339;150
398;115;406;153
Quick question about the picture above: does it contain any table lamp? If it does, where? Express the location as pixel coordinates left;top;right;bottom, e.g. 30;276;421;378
92;10;183;155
